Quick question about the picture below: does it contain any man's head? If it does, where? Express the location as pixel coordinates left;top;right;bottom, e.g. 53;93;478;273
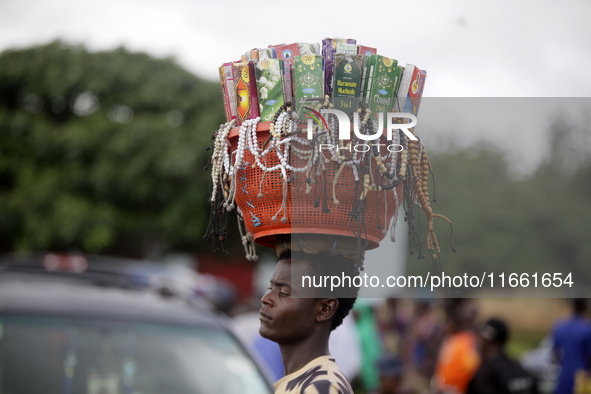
445;298;478;333
259;249;359;345
478;318;509;358
573;298;587;315
377;355;403;394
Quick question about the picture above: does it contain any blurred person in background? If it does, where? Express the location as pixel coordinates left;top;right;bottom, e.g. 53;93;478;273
552;299;591;394
402;299;443;393
433;298;480;394
353;300;384;393
377;299;409;357
375;355;407;394
467;318;538;394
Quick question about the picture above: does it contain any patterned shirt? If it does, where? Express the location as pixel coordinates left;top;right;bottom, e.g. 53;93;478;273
273;356;353;394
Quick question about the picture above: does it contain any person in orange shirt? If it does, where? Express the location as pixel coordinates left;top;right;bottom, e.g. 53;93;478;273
433;299;481;394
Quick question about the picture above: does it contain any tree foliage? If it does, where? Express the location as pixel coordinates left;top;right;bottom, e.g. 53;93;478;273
406;120;591;286
0;41;225;255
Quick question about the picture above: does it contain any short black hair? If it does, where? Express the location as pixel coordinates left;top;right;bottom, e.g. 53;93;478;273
479;318;509;346
573;298;587;315
278;249;360;331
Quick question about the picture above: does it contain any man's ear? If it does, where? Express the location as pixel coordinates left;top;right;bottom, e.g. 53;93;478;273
317;298;339;324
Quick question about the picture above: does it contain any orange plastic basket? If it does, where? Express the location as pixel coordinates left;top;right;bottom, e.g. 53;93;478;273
229;122;404;249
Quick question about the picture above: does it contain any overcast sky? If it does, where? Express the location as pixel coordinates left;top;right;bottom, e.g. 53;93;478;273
2;0;590;173
2;0;590;96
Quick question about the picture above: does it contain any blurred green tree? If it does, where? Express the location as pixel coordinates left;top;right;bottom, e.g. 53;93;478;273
0;41;225;256
406;119;591;287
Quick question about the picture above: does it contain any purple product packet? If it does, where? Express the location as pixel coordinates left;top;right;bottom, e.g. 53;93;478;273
321;38;357;97
283;61;293;105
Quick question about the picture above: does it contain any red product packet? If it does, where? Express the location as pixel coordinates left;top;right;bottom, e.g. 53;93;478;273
357;45;377;56
232;61;260;125
274;43;300;67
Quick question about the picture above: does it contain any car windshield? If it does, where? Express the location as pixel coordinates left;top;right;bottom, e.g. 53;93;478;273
0;315;273;394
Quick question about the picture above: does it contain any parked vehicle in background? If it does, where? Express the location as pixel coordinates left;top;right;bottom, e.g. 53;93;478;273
0;253;274;394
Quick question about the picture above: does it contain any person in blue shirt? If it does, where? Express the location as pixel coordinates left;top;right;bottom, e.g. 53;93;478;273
552;299;591;394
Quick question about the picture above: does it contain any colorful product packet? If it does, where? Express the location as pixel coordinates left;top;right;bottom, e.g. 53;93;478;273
250;49;259;63
359;55;372;106
360;55;376;106
321;37;357;97
282;61;293;107
400;67;427;116
335;42;357;54
220;62;238;123
259;47;277;62
218;65;232;122
232;61;260;125
255;59;289;122
275;43;300;66
294;55;324;117
332;54;363;117
297;43;320;56
364;55;398;127
357;45;377;56
394;65;404;102
394;64;414;112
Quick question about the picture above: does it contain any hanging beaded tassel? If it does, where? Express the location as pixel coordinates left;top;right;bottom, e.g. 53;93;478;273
205;104;454;271
204;120;236;253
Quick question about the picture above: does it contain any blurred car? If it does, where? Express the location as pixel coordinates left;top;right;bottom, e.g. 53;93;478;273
521;335;559;394
0;253;274;394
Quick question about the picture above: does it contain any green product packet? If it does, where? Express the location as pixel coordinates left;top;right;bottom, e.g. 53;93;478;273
393;65;404;111
359;55;372;105
366;55;398;127
294;55;324;116
255;59;285;122
332;54;362;117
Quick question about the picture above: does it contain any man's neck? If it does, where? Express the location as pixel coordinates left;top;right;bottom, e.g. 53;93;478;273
279;333;331;376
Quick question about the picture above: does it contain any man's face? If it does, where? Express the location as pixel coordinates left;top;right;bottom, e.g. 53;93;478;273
259;257;319;344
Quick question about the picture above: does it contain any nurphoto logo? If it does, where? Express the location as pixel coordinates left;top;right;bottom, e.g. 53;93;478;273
303;107;418;153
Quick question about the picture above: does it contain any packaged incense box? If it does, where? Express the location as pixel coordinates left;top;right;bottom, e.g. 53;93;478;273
250;49;259;63
336;42;357;54
394;65;404;102
364;55;398;126
322;37;357;97
221;62;238;123
255;59;289;122
298;43;320;56
232;61;260;125
294;55;324;116
275;43;300;66
394;64;414;112
332;54;363;116
357;45;377;56
218;65;232;122
359;55;372;105
259;47;276;62
282;61;293;106
335;43;356;54
361;55;376;105
401;67;427;115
